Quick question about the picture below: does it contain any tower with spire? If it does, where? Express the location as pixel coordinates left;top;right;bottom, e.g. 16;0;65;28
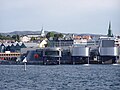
40;26;45;37
107;21;113;37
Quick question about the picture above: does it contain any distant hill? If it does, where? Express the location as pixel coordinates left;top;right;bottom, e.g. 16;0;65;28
9;31;42;35
0;31;106;37
1;31;47;36
0;30;64;36
78;33;107;37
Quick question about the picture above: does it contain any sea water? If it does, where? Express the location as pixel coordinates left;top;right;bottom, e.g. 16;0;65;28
0;65;120;90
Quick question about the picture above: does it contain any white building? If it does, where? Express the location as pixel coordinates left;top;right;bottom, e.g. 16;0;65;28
114;37;120;46
27;34;40;38
20;36;31;42
39;39;47;48
74;39;87;45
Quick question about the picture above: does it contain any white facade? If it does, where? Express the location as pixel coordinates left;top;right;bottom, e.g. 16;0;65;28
27;35;40;38
20;36;30;42
74;39;87;45
115;38;120;46
39;39;47;48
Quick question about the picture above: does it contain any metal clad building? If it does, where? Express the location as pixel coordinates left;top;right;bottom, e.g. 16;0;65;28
99;47;119;56
72;47;89;57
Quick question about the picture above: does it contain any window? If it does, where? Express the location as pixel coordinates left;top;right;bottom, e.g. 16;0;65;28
45;51;59;56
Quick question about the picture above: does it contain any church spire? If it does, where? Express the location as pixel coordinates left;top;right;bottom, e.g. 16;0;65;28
108;21;111;30
40;26;45;37
107;21;113;37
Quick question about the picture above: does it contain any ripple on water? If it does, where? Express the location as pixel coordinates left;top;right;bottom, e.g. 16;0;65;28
0;65;120;90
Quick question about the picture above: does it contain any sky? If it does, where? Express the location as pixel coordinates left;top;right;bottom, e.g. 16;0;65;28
0;0;120;35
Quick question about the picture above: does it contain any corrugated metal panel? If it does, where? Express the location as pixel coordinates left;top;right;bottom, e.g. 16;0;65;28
99;47;118;56
72;47;89;56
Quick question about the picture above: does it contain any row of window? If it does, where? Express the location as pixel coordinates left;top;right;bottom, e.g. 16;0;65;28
50;42;73;47
0;53;20;57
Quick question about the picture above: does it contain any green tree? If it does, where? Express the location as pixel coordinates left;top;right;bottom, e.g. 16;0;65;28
0;34;13;40
12;35;16;40
16;35;20;41
12;35;20;41
59;33;63;38
30;37;36;41
46;32;55;39
6;35;13;40
0;34;3;40
54;33;63;40
54;34;59;40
